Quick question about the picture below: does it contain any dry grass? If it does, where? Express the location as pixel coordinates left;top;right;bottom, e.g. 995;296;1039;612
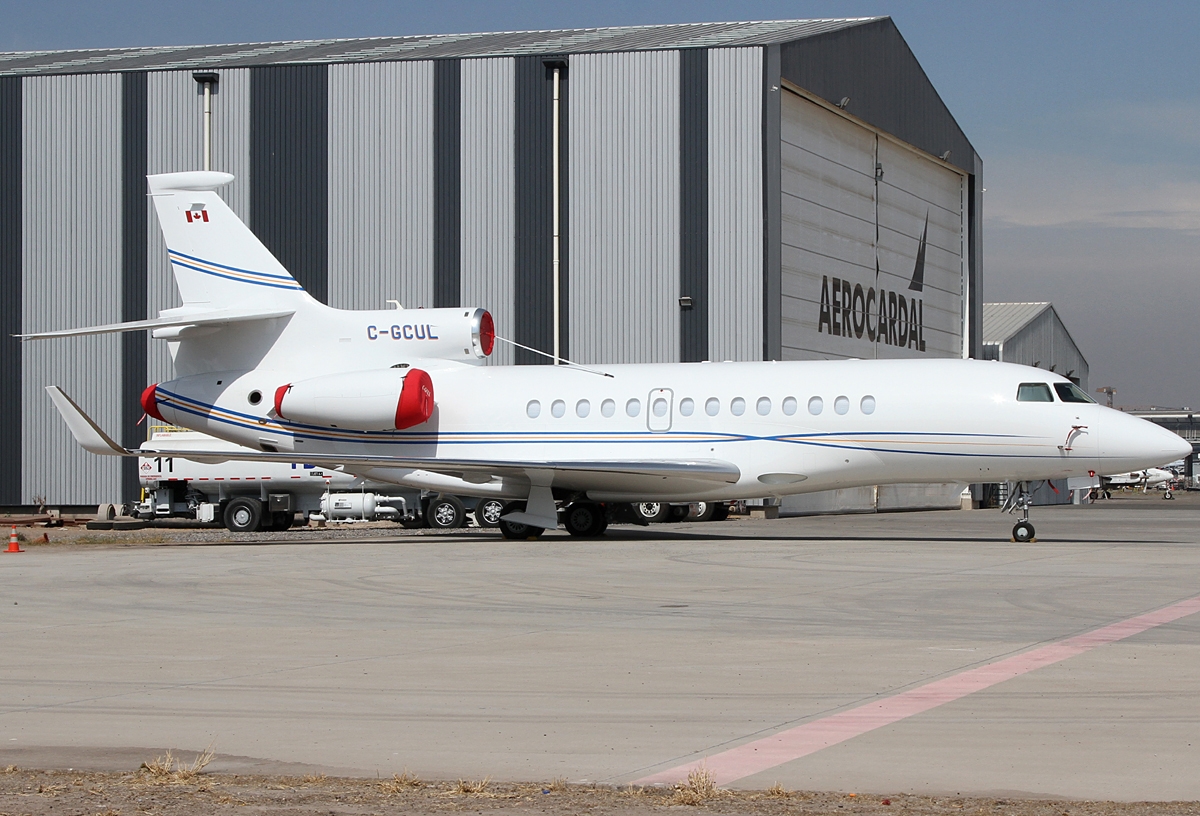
546;776;568;792
767;781;791;797
3;765;16;774
451;776;492;795
671;766;723;806
378;770;423;794
137;745;215;784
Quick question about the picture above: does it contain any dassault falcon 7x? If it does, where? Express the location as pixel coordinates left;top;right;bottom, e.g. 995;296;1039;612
26;172;1189;541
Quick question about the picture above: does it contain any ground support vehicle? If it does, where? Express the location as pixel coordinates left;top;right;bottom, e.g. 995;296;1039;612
136;430;420;531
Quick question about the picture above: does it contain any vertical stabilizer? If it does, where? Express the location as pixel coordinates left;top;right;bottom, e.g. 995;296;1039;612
148;171;312;307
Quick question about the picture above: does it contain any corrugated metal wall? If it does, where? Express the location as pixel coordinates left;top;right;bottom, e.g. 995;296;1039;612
328;61;434;311
146;68;250;384
1003;309;1089;391
460;58;516;365
0;77;23;504
707;47;763;362
21;75;123;503
568;51;680;365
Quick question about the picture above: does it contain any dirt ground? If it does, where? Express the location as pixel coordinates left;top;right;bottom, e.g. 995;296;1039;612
2;766;1199;816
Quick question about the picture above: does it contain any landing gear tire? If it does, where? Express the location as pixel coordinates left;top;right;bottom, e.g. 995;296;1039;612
427;495;466;530
498;501;545;540
474;498;505;527
563;502;607;537
669;504;690;522
689;502;716;522
636;502;671;523
710;502;730;522
224;497;264;532
1012;520;1036;543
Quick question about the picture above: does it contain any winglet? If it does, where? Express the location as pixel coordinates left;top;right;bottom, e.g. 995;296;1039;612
44;386;131;456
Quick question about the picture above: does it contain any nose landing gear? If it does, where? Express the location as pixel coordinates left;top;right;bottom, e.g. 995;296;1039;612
1002;481;1037;542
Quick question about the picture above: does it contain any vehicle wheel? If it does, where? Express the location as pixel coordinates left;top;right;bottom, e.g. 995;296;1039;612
563;502;606;537
1163;491;1175;500
669;504;690;522
273;511;294;530
690;501;716;522
427;495;465;530
498;501;544;540
474;498;505;528
224;497;263;532
709;502;730;521
1012;520;1035;542
636;502;670;523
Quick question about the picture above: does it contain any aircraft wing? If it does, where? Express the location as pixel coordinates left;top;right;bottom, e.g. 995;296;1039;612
18;308;295;340
46;386;740;487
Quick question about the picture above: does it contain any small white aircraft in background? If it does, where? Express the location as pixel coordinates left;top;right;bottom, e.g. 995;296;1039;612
24;172;1191;542
1101;466;1176;497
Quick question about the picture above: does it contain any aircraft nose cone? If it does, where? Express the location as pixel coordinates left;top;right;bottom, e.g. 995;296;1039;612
1100;409;1192;472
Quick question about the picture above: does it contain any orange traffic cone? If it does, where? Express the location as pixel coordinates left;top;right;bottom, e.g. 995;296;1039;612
6;526;23;553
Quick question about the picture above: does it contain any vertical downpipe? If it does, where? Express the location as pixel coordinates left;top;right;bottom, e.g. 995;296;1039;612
202;82;211;171
551;66;561;365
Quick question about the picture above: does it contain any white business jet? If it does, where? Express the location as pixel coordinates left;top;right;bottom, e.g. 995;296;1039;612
25;172;1190;542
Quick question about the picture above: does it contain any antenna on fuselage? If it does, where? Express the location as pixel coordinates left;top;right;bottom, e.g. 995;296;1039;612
492;335;614;378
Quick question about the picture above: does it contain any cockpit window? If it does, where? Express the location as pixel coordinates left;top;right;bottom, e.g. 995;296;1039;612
1054;383;1095;404
1016;383;1053;402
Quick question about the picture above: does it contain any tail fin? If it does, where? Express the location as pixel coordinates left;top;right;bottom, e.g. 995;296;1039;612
148;172;311;307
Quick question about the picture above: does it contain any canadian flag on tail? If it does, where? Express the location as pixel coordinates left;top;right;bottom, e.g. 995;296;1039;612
185;207;209;223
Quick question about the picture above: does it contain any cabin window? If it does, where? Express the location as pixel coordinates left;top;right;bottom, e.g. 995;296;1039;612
1017;383;1054;402
730;397;746;416
679;397;695;416
626;398;641;417
756;397;771;416
601;399;616;417
551;399;566;418
705;397;720;416
834;396;849;415
526;400;541;419
782;396;798;416
652;397;669;418
861;395;876;415
576;399;590;418
1054;383;1095;404
808;396;823;416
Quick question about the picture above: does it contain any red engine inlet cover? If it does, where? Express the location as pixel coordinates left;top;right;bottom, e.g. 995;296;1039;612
479;310;495;357
140;384;165;421
274;383;292;418
395;368;434;429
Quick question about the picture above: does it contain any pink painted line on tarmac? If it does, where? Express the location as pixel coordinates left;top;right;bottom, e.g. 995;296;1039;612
634;595;1200;787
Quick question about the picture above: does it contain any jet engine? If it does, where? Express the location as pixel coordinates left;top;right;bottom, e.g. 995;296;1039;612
274;367;435;431
362;307;494;361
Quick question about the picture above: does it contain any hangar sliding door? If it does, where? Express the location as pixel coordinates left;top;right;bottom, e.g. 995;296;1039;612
780;87;966;361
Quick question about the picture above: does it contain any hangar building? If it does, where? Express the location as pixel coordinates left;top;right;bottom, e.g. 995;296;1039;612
982;302;1088;390
0;17;982;507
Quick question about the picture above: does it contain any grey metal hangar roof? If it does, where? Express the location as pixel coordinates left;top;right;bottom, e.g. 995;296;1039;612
0;18;880;75
982;302;1056;347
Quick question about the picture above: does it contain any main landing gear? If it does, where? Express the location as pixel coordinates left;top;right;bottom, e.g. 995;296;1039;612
1002;481;1036;542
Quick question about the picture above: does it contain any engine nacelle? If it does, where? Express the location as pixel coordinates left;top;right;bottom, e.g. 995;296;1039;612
364;307;494;361
274;367;435;431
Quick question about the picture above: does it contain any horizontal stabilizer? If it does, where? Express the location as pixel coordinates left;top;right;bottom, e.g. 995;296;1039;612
45;386;127;456
18;308;295;340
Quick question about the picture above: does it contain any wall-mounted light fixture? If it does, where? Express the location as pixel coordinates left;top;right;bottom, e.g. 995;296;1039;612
679;296;695;309
837;96;850;109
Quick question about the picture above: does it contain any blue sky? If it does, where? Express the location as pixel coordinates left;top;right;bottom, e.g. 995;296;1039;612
5;1;1198;407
